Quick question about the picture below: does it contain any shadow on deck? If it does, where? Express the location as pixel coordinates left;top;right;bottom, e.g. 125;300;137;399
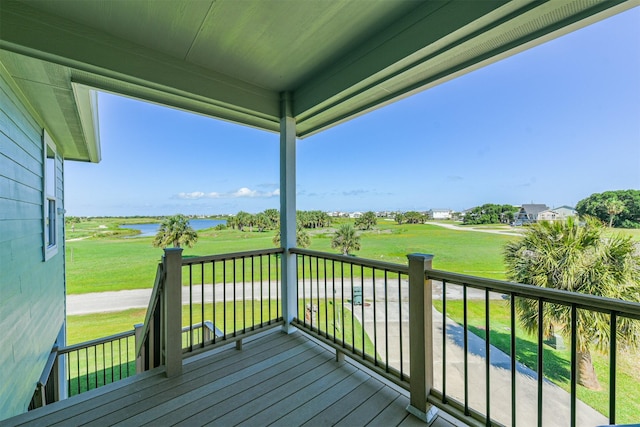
6;329;465;426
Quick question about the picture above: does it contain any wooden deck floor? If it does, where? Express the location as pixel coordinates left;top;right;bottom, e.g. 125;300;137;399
6;329;465;426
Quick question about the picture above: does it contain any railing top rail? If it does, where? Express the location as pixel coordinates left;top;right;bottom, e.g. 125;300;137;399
427;268;640;320
38;348;59;386
290;247;409;274
135;262;164;357
182;247;284;265
58;329;135;355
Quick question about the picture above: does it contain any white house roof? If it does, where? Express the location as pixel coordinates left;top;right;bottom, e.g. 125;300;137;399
1;0;636;162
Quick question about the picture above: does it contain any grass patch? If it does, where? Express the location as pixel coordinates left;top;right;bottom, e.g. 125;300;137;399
433;299;640;423
66;221;515;294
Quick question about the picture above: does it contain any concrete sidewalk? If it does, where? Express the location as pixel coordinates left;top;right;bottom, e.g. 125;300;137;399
353;302;607;427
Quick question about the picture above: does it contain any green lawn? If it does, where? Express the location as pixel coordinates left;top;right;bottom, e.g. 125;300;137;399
433;299;640;424
66;221;515;294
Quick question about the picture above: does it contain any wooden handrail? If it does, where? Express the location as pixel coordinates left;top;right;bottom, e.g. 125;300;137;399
426;269;640;320
59;330;135;355
182;247;283;265
290;247;409;274
135;262;164;358
37;347;59;386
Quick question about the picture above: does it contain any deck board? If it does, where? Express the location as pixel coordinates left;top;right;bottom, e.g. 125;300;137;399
6;328;466;427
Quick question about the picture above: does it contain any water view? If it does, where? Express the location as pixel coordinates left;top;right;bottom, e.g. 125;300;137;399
121;219;226;237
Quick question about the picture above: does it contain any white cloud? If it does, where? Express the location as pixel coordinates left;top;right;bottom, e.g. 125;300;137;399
176;187;279;200
177;191;205;199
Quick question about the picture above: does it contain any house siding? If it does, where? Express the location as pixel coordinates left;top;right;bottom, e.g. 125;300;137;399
0;67;65;420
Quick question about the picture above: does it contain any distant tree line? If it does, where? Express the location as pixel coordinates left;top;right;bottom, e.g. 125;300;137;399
395;211;426;224
463;204;517;225
576;190;640;228
226;209;332;232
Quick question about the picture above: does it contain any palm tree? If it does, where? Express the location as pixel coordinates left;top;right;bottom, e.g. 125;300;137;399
331;224;361;255
355;211;377;230
152;214;198;249
605;197;625;228
272;223;310;248
504;217;640;390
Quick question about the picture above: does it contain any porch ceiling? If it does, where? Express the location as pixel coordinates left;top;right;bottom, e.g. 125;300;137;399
0;0;636;162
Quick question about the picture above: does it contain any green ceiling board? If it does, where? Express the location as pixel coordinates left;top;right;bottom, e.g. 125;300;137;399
23;0;214;61
187;0;421;91
1;0;637;153
294;0;513;121
0;1;279;119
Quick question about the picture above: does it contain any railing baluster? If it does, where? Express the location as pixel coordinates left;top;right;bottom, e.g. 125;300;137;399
260;255;264;325
398;273;403;381
212;261;217;344
85;347;89;393
275;252;279;320
361;265;365;359
537;299;544;427
309;255;314;331
384;270;389;373
268;253;272;324
102;343;106;387
332;260;336;343
485;288;491;425
372;268;377;366
189;264;193;352
125;338;129;377
341;261;345;345
110;340;114;383
251;256;255;330
351;263;355;351
463;284;469;416
223;260;227;337
324;258;328;337
316;256;320;334
609;311;617;425
242;256;246;334
302;254;306;326
442;279;447;404
233;257;237;336
201;262;205;347
511;294;517;427
570;304;577;427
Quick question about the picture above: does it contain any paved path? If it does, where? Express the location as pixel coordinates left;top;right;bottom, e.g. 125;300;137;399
425;221;523;237
66;279;499;315
353;303;607;427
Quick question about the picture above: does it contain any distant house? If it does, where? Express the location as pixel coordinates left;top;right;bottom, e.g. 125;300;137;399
427;209;453;220
349;212;363;219
515;204;550;224
537;206;577;222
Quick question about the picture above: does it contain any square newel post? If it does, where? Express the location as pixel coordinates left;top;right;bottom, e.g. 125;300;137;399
134;323;144;373
280;91;297;334
163;247;183;377
407;253;438;423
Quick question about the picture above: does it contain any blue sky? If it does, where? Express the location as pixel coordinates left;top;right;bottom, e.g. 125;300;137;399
65;8;640;217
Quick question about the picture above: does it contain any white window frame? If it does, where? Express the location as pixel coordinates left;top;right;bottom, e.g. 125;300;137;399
43;130;59;261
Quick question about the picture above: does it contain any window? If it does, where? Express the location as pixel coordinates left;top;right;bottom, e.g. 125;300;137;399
44;131;58;260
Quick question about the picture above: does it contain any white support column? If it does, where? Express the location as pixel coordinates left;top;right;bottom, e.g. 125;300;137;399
280;92;297;334
163;247;183;377
407;253;438;423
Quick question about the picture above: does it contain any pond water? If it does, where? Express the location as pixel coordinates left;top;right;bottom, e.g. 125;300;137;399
121;219;226;238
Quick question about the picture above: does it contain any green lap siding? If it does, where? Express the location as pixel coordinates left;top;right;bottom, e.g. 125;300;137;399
0;66;66;420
